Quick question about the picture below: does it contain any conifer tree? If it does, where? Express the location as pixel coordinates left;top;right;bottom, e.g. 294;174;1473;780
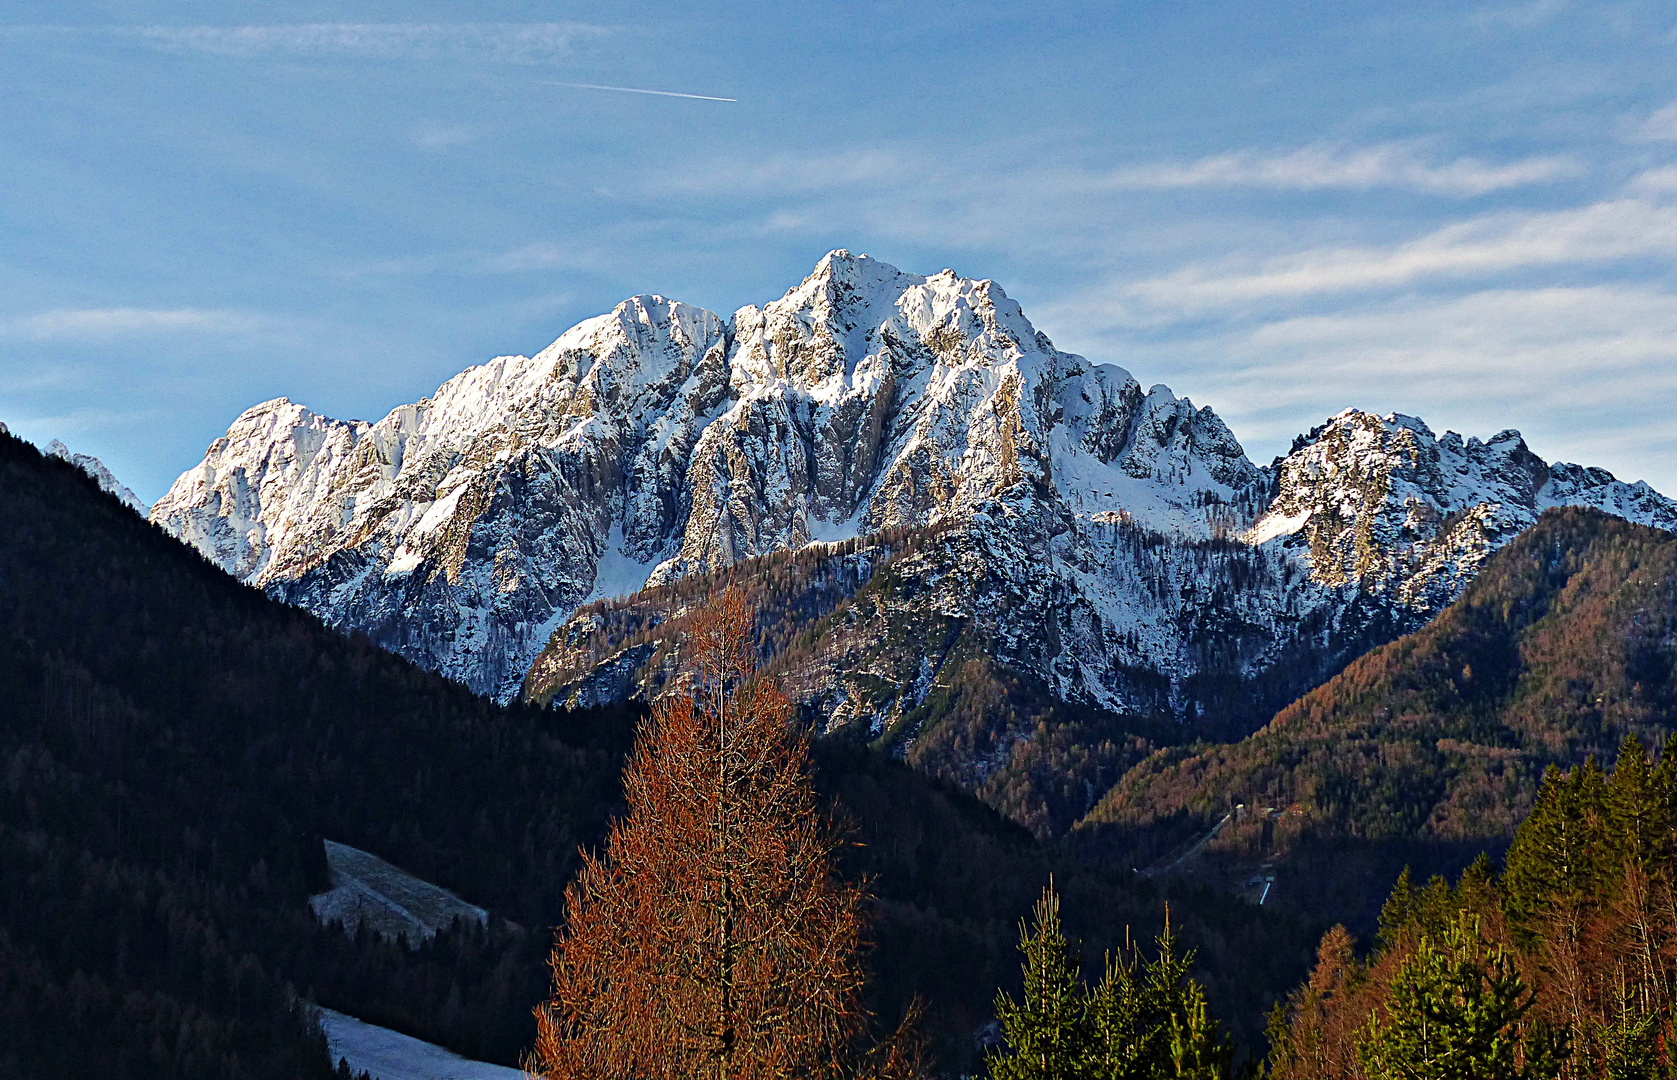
1084;917;1229;1080
1357;915;1565;1080
1605;737;1665;870
990;887;1229;1080
528;589;914;1080
1598;985;1661;1080
1503;762;1608;932
990;883;1089;1080
1378;868;1416;948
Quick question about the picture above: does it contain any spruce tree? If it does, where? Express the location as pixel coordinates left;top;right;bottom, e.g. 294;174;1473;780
990;884;1089;1080
1503;762;1608;931
1084;917;1229;1080
1598;987;1661;1080
1378;868;1417;948
1147;920;1228;1080
1606;737;1665;870
1357;915;1565;1080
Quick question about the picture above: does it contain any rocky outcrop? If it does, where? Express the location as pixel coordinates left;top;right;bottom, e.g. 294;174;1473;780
46;439;147;514
153;252;1677;727
153;253;1263;700
1248;410;1677;611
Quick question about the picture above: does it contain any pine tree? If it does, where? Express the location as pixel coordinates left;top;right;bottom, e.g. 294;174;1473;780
1357;914;1564;1080
1606;737;1665;871
990;883;1090;1080
528;588;908;1080
1503;762;1608;932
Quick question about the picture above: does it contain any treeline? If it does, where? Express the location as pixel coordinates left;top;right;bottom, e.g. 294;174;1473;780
1269;736;1677;1080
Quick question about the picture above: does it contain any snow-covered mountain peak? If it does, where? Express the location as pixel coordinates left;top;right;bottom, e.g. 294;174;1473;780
45;439;147;514
152;251;1267;698
152;252;1676;705
1248;408;1677;608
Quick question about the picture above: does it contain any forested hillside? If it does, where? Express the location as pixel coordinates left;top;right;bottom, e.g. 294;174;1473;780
1077;508;1677;929
0;430;1318;1076
1269;740;1677;1080
0;430;634;1078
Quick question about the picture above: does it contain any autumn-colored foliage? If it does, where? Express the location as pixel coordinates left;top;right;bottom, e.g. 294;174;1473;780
529;588;918;1080
1269;736;1677;1080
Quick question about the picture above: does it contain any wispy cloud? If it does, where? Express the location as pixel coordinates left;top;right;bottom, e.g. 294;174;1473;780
1632;100;1677;142
1121;198;1677;310
654;142;1576;202
0;308;263;340
2;23;613;63
477;243;590;273
1039;284;1677;489
1464;0;1569;31
1096;143;1580;196
410;125;479;150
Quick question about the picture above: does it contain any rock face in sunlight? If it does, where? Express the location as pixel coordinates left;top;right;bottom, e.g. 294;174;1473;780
151;252;1265;700
152;250;1677;747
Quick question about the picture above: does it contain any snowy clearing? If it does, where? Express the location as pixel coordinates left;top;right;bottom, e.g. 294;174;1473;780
318;1007;524;1080
309;839;487;944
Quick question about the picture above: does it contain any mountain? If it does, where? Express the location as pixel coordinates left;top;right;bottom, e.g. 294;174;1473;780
0;428;1316;1074
1075;507;1677;929
151;252;1677;830
148;252;1266;703
45;437;147;513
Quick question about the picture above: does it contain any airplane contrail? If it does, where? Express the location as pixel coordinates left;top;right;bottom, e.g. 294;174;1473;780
548;81;736;102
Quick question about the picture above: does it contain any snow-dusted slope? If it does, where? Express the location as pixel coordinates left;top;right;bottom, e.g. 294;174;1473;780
153;252;1262;699
318;1008;522;1080
1247;410;1677;611
309;839;487;945
46;439;147;513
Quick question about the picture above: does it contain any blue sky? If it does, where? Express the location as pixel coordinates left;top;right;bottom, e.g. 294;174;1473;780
6;1;1677;501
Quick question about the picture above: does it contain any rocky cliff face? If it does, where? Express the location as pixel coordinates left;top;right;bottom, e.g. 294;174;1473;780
152;252;1267;700
1250;411;1677;611
152;251;1677;748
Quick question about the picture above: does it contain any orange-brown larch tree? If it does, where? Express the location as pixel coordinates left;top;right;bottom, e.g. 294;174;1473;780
528;587;911;1080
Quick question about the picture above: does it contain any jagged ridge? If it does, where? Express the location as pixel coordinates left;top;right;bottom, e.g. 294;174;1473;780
150;252;1677;833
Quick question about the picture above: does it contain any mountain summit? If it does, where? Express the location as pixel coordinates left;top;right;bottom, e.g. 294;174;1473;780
151;253;1677;791
151;252;1265;700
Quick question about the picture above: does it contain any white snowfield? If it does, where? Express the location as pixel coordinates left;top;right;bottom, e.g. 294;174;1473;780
318;1008;523;1080
152;250;1677;731
309;839;487;945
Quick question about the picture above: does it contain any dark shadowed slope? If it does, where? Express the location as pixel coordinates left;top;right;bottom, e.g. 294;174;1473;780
1077;507;1677;931
0;430;630;1078
0;430;1319;1074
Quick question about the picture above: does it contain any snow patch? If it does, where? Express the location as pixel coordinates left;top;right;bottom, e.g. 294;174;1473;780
586;525;657;602
317;1008;523;1080
309;840;486;945
808;509;866;544
1244;509;1311;545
